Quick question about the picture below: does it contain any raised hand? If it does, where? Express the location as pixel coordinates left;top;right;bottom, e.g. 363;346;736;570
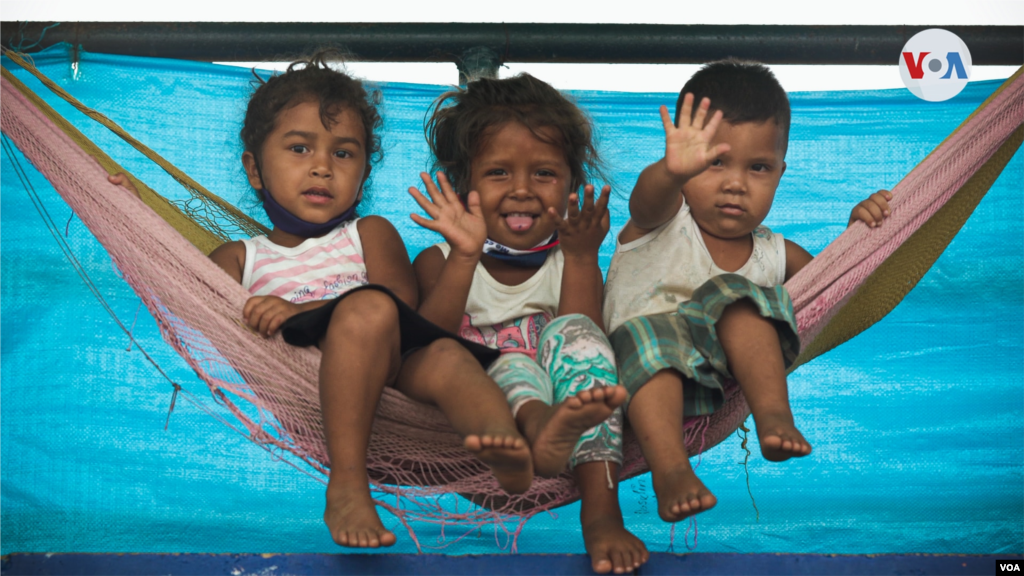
243;295;303;337
409;172;487;260
551;184;611;263
848;190;893;228
662;94;731;180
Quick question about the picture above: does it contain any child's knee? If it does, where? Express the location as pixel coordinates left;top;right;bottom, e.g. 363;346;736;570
539;314;615;369
424;337;471;361
540;313;601;340
722;297;759;317
329;290;399;336
417;338;481;375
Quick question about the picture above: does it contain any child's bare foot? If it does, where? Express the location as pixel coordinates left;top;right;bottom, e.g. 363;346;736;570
651;463;717;522
324;484;396;548
464;431;533;494
755;413;813;462
583;517;649;574
525;386;627;477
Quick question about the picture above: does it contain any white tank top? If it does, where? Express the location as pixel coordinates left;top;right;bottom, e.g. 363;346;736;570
603;200;787;334
241;219;368;304
436;242;564;359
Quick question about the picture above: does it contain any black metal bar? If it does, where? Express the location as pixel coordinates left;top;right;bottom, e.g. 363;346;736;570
2;22;1021;65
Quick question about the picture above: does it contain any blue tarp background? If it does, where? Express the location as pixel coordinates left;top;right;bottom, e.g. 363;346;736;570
2;45;1021;555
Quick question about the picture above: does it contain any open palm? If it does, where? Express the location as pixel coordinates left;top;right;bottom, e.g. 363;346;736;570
409;172;487;259
662;94;731;179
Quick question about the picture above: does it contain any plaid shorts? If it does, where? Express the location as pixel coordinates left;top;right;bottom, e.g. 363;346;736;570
609;274;800;416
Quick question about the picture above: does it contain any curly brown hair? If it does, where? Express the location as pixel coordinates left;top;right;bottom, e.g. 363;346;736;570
241;50;383;202
425;73;602;198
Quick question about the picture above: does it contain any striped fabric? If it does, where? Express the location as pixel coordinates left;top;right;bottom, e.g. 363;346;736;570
240;219;367;304
610;274;800;415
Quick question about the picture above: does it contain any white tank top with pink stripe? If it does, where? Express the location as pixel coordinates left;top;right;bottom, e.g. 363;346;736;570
240;219;368;304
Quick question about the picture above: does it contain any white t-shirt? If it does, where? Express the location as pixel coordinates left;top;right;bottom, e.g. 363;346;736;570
603;200;787;333
240;219;368;304
436;242;564;359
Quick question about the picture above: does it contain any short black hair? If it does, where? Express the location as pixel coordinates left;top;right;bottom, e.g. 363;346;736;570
675;59;790;154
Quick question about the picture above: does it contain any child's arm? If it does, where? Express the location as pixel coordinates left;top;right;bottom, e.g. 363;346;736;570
552;184;611;329
784;240;815;282
622;95;730;241
408;172;487;333
239;219;417;338
784;189;894;281
358;215;419;308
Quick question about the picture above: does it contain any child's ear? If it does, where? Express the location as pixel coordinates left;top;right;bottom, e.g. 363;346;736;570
242;151;263;190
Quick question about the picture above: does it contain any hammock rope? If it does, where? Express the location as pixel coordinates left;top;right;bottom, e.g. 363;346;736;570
1;51;1021;541
2;50;268;249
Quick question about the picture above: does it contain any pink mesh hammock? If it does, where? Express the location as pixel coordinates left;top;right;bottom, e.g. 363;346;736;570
1;60;1022;546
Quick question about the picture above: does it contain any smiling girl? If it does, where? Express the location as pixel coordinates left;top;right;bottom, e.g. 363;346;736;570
409;74;648;575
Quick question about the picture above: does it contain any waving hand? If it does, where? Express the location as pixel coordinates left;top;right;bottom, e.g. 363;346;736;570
662;94;732;180
409;172;487;260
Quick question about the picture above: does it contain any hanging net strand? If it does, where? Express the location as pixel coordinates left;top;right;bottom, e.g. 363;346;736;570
1;50;1021;540
2;49;268;250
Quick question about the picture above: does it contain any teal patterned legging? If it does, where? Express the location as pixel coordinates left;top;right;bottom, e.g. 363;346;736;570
487;314;623;468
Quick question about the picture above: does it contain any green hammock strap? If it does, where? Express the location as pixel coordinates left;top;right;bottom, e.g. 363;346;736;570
791;122;1024;370
2;49;269;248
788;65;1024;368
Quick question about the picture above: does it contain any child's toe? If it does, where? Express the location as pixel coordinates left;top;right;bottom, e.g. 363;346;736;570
592;557;612;574
625;550;637;570
701;492;718;509
607;386;627;406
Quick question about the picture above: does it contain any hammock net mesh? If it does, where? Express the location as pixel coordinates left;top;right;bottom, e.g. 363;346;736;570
2;44;1021;555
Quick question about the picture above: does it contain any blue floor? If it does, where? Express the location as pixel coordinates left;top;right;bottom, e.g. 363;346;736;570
3;553;1023;575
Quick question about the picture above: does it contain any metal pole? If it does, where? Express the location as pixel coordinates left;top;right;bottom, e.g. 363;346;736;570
2;22;1021;65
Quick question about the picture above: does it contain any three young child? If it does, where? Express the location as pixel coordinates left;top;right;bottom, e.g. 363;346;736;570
116;53;892;574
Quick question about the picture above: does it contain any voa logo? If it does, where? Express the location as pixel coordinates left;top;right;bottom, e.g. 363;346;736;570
899;28;973;102
999;561;1022;572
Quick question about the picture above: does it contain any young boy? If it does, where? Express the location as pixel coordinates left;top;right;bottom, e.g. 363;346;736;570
603;59;892;523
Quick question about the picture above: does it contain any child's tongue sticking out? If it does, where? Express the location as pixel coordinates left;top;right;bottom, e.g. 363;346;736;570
505;213;535;232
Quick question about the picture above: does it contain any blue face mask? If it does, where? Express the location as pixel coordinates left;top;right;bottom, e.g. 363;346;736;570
260;188;358;237
482;234;560;267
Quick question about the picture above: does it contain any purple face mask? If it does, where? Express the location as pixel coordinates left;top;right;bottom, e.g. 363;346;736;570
260;188;358;237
